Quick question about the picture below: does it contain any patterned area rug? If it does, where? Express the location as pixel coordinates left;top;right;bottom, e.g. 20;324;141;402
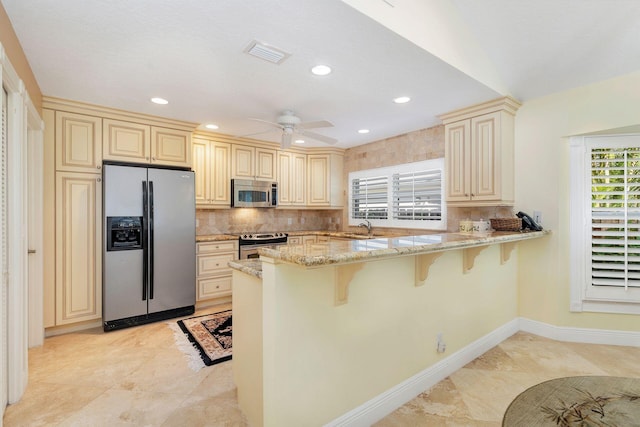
177;310;232;366
503;376;640;426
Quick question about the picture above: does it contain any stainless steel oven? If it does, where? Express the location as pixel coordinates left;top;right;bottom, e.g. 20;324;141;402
238;233;288;259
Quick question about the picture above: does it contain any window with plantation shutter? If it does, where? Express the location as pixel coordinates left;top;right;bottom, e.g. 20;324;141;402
570;134;640;314
351;176;388;220
348;158;446;230
392;170;442;221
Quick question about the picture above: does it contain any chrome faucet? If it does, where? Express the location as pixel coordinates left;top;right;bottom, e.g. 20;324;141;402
358;219;373;236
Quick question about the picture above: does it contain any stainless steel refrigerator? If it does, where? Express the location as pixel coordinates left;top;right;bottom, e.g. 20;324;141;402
103;163;196;331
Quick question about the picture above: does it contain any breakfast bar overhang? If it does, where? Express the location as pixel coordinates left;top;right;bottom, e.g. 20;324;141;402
230;230;550;426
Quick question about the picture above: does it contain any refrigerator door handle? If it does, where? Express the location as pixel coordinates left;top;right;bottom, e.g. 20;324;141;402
142;181;148;301
149;180;155;300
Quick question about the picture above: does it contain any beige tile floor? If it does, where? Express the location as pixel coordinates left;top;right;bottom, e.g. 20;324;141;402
4;307;640;426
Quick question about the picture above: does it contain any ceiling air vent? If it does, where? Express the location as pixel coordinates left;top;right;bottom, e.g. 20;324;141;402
244;40;290;64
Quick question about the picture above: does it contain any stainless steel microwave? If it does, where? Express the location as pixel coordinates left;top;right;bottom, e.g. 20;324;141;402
231;179;278;208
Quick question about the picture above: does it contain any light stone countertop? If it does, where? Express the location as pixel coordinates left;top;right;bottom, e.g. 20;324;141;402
229;259;263;279
196;234;239;242
256;230;551;268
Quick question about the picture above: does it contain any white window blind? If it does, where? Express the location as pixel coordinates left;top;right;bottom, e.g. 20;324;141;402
348;158;446;230
351;176;388;220
590;147;640;290
392;170;442;221
569;135;640;314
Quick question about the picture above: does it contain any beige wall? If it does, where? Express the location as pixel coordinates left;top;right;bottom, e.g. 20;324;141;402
0;3;42;112
515;70;640;330
246;245;518;425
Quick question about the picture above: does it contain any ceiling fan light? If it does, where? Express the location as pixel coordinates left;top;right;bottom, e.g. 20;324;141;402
311;65;332;76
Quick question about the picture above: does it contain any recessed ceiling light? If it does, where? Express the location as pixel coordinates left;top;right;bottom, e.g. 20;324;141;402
294;139;305;144
311;65;332;76
358;129;370;134
151;97;169;105
205;124;219;130
393;96;411;104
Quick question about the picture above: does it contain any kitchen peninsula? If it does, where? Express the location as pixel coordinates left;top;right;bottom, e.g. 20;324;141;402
230;230;549;426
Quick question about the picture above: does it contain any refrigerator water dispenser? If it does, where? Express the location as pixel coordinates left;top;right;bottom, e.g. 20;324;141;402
106;216;143;251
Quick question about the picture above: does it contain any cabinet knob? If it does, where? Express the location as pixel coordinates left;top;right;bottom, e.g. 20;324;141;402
97;178;102;182
97;165;102;170
152;157;156;161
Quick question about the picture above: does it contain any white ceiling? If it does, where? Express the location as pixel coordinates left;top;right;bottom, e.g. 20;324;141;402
2;0;640;148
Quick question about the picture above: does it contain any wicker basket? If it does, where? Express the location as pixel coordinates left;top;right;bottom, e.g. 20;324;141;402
490;217;522;231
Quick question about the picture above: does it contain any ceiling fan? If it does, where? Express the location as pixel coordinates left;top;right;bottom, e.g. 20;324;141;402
248;110;337;149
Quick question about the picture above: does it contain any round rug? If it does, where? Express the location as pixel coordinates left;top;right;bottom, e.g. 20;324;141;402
503;376;640;426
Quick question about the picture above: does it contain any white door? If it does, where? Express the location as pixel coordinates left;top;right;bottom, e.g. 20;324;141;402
27;127;43;347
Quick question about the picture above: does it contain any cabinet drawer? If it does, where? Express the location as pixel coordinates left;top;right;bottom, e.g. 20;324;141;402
197;276;232;301
288;236;302;245
197;240;237;254
197;253;235;276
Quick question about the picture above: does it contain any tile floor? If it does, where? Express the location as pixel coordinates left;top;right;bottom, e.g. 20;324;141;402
4;306;640;426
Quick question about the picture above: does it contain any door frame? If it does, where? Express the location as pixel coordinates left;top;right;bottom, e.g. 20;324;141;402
1;42;43;408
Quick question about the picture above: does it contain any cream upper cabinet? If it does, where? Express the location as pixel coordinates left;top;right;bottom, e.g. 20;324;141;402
307;152;344;207
192;136;231;207
277;151;306;206
232;144;276;181
55;171;102;325
55;111;103;173
151;127;191;167
103;119;191;167
440;96;520;207
103;119;150;163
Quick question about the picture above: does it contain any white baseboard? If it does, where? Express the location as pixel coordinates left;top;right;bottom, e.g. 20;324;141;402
325;319;520;427
518;317;640;347
326;317;640;427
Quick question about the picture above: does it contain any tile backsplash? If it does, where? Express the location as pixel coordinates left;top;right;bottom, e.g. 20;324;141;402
196;208;342;235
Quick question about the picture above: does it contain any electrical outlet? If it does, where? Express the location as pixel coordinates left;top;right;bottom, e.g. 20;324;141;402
533;210;542;225
436;332;446;353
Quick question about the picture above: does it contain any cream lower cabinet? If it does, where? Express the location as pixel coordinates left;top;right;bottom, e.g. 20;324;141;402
277;151;306;206
192;137;231;207
196;240;238;302
441;96;520;207
103;119;191;167
288;235;318;245
55;171;102;325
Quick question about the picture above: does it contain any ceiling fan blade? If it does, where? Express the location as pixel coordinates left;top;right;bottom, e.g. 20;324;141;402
237;129;277;138
248;118;282;129
297;129;338;145
297;120;333;129
281;132;293;149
